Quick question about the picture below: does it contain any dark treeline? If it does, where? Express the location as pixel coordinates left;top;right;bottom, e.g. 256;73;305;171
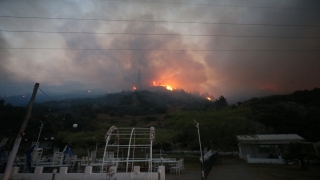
0;88;319;152
244;88;320;143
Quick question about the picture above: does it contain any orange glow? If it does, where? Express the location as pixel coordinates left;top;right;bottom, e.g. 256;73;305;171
166;85;173;91
152;81;173;91
207;97;211;100
133;86;137;90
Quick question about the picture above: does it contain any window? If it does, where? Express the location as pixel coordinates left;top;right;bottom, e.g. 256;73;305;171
258;144;283;155
258;145;271;153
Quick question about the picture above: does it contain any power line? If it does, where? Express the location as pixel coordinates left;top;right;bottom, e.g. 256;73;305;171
1;0;318;11
0;47;319;52
1;29;319;39
61;0;320;11
38;88;54;101
38;87;55;111
0;16;319;27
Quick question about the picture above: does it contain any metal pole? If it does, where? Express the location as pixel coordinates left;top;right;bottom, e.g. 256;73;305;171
3;83;39;180
36;120;44;146
194;120;204;180
150;140;153;180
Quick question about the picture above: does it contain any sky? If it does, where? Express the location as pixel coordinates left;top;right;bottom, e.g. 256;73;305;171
0;0;320;103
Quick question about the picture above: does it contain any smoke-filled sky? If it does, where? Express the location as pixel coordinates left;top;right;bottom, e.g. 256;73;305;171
0;0;319;103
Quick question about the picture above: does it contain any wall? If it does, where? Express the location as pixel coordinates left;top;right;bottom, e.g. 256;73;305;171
314;142;320;158
239;143;287;160
246;155;284;164
0;165;164;180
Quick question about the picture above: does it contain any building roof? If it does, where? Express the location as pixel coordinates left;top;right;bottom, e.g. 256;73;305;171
237;134;305;141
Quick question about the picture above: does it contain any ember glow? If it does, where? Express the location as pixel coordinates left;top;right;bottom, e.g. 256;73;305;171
152;81;173;91
207;97;211;100
132;86;137;90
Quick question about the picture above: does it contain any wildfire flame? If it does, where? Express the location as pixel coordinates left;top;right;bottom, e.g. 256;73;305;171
132;86;137;90
207;97;211;100
152;81;173;91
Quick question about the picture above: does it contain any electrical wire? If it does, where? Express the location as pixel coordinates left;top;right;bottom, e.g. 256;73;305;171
1;16;319;27
0;47;319;52
99;0;320;11
1;29;319;39
38;87;54;111
22;0;320;11
38;88;53;101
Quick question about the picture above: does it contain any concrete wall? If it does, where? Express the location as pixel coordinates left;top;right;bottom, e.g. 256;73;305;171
246;155;284;164
248;145;260;158
314;142;320;158
239;144;257;160
0;165;164;180
239;143;285;164
238;144;247;160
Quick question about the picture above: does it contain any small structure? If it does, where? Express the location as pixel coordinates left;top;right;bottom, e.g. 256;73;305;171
237;134;305;164
101;126;157;179
313;141;320;158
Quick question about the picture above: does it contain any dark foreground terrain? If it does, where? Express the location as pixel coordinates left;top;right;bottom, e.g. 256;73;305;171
166;157;320;180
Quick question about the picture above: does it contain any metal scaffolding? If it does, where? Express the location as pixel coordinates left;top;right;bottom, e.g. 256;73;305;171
102;126;155;180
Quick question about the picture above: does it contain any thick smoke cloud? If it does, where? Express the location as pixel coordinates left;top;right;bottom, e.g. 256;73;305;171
0;0;319;103
61;14;207;91
0;34;11;81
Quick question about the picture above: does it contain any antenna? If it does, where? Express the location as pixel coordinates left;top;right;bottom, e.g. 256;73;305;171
136;69;142;90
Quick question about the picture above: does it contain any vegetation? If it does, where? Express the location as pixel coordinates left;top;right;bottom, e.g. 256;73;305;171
1;88;320;155
0;98;26;138
283;142;318;170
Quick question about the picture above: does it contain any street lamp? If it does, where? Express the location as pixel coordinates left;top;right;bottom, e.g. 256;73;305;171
51;137;54;140
194;120;204;180
73;124;78;128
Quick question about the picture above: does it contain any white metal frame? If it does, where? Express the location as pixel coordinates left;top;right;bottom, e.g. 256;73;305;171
101;126;155;180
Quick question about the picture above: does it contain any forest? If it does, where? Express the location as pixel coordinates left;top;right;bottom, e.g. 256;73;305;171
1;87;320;152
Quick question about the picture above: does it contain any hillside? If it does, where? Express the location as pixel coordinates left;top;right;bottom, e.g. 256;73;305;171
1;88;319;152
242;88;320;142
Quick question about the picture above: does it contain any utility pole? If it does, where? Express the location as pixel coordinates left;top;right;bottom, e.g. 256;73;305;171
194;120;204;180
3;83;39;180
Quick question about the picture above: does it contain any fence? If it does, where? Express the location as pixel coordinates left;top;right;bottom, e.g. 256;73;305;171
0;166;164;180
203;150;217;179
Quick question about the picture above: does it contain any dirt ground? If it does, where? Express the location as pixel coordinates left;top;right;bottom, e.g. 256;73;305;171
207;157;266;180
166;157;320;180
166;157;265;180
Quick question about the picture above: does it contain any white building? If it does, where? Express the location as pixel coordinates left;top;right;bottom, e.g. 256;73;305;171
237;134;305;164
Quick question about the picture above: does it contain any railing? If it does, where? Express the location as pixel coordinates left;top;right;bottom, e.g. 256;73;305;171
0;165;163;180
203;150;217;179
